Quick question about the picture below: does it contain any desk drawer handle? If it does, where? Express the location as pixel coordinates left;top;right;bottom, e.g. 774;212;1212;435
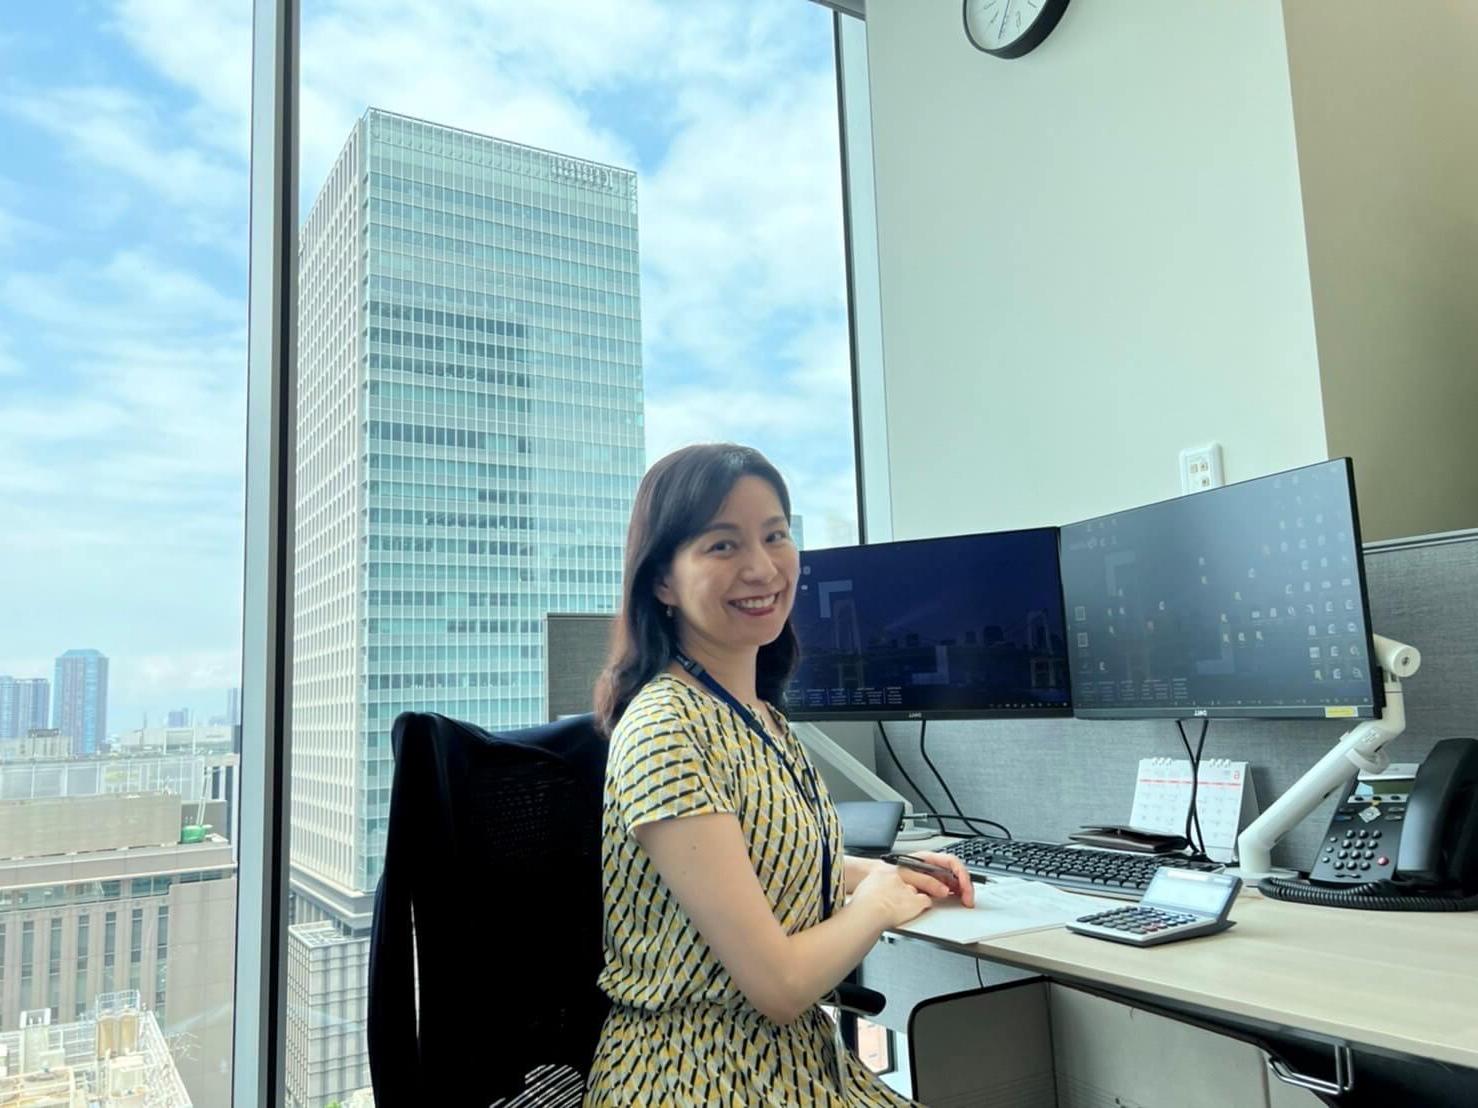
1268;1043;1354;1097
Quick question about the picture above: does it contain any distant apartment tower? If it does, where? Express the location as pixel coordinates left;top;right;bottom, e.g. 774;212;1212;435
164;708;191;728
0;677;49;740
225;686;241;727
53;650;108;755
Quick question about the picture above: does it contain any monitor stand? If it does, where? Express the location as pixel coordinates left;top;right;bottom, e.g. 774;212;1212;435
792;721;936;841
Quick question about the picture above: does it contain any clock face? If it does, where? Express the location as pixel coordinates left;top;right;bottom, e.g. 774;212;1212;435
963;0;1070;59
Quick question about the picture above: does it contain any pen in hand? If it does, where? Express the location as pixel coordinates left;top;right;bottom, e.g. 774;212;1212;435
880;852;973;898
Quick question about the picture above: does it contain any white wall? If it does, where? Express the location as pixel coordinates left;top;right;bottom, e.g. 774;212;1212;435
865;0;1328;539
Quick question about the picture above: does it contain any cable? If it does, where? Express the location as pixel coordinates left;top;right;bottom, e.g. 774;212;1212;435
1257;876;1478;912
917;719;1006;840
875;722;1011;839
1175;719;1212;862
1173;719;1204;854
875;721;939;822
908;811;1012;839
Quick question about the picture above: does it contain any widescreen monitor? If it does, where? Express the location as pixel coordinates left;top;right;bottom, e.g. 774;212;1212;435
1059;458;1381;720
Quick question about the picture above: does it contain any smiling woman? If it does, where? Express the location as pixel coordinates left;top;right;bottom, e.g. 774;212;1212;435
595;444;801;733
584;445;935;1105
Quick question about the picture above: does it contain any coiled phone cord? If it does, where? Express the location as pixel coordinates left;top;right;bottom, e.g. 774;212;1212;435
1258;876;1478;911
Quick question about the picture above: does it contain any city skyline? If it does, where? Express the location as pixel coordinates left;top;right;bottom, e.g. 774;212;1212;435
0;1;858;737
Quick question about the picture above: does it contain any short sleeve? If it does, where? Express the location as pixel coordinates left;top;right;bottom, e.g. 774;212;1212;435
607;709;735;834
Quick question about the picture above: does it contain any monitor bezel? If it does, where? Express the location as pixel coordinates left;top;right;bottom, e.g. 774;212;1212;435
784;526;1075;722
1062;458;1384;722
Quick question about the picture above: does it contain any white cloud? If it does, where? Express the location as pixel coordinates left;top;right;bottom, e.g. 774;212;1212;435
0;250;247;573
7;86;237;204
109;0;253;159
4;84;246;245
116;650;243;698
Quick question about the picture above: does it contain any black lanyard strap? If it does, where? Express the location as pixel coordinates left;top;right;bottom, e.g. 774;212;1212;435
672;653;834;920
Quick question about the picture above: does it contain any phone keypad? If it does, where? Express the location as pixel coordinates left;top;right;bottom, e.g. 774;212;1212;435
1313;801;1402;881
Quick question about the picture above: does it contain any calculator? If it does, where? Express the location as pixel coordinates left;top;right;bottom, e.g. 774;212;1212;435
1066;868;1243;947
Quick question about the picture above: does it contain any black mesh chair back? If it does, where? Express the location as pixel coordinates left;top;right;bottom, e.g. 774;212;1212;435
369;712;609;1107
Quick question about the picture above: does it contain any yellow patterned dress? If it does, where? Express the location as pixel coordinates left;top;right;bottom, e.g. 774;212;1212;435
584;673;918;1107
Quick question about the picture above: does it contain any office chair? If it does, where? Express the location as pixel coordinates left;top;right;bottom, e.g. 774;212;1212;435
368;710;888;1108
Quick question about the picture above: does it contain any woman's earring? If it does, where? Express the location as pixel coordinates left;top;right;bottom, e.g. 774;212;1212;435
665;605;674;619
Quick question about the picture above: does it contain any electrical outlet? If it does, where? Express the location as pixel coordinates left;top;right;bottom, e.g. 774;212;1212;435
1179;443;1224;494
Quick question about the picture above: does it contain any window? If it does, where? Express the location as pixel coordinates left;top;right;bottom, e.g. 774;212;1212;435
282;2;862;1104
103;911;117;990
47;918;62;1017
155;905;170;1019
1;6;248;1104
18;922;34;1013
75;915;89;1019
128;906;144;994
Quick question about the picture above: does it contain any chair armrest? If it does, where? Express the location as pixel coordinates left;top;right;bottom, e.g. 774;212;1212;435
833;982;886;1018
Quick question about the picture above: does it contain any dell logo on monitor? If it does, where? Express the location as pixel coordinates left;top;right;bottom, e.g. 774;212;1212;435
1194;709;1209;718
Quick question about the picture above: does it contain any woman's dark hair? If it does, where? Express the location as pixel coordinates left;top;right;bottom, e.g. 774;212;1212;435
594;443;799;735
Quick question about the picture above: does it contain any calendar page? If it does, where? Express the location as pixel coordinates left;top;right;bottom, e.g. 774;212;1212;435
1129;758;1258;863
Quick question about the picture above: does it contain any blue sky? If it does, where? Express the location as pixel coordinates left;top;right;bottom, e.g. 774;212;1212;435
0;0;859;732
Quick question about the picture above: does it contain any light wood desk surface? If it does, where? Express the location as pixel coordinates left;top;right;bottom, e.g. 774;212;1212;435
896;839;1478;1070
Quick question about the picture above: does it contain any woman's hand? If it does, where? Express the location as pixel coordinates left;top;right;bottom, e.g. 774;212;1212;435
851;863;933;930
894;852;976;908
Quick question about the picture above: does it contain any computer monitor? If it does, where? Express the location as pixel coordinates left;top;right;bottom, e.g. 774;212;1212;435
1059;458;1382;720
785;529;1072;721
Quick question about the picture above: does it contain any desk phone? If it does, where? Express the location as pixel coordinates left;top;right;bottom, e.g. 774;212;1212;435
1067;868;1242;947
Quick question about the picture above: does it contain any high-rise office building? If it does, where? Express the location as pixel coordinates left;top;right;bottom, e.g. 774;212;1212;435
0;677;49;740
164;708;191;728
226;686;241;727
53;650;108;755
288;108;642;1105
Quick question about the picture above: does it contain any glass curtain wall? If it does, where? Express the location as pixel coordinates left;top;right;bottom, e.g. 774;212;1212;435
0;7;251;1108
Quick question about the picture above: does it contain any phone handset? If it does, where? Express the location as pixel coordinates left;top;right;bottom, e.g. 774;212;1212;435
1396;738;1478;888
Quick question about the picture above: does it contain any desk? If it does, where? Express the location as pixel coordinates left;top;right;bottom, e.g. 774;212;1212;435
875;838;1478;1099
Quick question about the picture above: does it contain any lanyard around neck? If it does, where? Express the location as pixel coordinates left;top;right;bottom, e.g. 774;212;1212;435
673;651;834;920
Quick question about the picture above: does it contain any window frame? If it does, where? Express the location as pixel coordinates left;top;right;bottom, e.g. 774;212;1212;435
234;5;878;1104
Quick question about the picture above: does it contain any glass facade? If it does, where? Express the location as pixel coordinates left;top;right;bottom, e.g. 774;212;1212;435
293;106;643;902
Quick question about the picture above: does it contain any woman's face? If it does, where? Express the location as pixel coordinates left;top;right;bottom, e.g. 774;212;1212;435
656;475;799;658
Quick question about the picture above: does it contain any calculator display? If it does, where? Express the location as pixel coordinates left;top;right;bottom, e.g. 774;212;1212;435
1142;870;1234;915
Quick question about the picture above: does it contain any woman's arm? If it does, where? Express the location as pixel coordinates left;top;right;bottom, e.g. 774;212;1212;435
635;813;928;1026
844;853;881;894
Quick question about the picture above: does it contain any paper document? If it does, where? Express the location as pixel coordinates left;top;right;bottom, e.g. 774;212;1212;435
891;877;1119;945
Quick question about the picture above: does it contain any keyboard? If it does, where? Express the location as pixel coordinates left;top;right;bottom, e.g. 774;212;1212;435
940;837;1222;900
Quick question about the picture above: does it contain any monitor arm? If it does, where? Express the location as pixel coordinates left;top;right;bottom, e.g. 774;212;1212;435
1236;634;1421;878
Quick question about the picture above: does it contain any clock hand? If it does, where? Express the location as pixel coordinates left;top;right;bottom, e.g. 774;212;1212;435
999;0;1012;37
